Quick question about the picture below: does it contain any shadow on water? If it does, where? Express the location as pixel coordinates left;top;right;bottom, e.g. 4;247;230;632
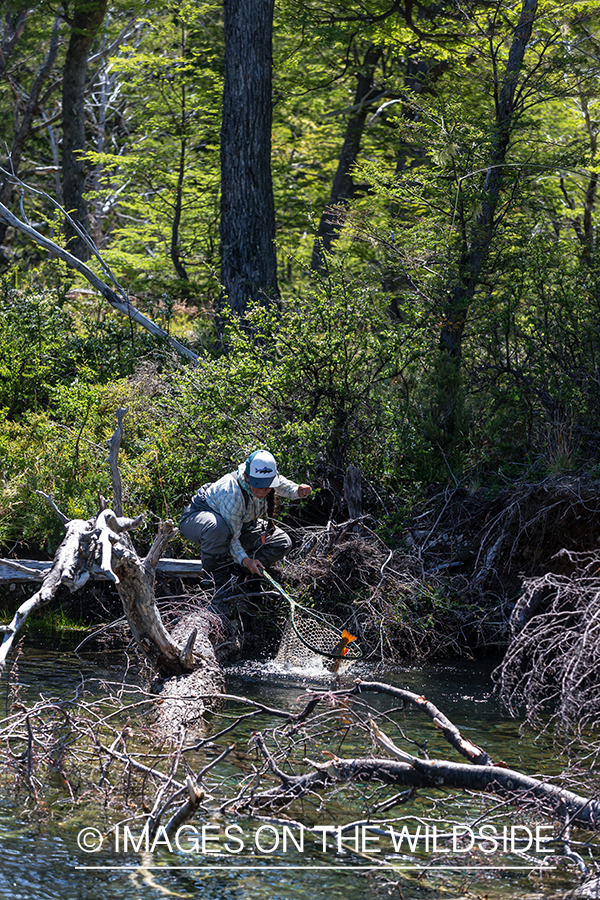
0;641;589;900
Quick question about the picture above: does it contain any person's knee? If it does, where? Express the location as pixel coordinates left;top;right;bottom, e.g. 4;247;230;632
179;510;230;551
179;512;200;544
258;529;292;565
199;515;231;565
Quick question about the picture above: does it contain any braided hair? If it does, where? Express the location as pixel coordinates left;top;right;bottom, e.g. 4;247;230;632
266;489;275;534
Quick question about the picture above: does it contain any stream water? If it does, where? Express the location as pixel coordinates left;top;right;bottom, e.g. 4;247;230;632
0;642;590;900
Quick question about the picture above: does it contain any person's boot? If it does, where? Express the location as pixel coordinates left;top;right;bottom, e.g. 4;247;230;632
239;572;264;601
211;565;249;612
203;559;234;591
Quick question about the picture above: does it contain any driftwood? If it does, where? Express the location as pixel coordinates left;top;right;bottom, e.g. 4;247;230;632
151;609;225;734
249;750;600;831
0;516;100;667
0;556;204;584
0;408;224;726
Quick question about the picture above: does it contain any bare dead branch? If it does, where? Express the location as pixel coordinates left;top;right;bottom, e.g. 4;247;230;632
106;406;127;517
352;680;493;765
144;521;177;572
96;740;186;789
246;752;600;830
164;776;205;839
0;193;199;363
498;548;600;734
35;489;69;524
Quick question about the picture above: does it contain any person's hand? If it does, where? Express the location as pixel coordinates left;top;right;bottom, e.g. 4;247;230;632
242;556;264;575
297;484;312;499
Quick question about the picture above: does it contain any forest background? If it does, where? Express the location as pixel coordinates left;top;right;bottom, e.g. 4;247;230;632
0;0;599;575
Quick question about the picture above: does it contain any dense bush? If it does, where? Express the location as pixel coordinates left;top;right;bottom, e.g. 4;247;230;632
0;263;429;550
0;278;172;419
5;235;600;556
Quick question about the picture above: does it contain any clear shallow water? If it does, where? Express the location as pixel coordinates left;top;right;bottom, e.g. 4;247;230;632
0;645;588;900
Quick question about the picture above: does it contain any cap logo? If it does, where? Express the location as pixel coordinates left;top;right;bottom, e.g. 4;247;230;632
255;466;274;474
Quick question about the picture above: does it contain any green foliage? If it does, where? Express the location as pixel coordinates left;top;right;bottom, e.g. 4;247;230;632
0;285;78;418
202;257;427;484
464;237;600;473
87;0;223;300
0;384;126;550
331;3;600;474
0;276;172;421
418;352;467;476
0;255;432;550
4;0;600;551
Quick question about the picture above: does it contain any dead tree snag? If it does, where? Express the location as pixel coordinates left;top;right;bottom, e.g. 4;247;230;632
0;409;224;718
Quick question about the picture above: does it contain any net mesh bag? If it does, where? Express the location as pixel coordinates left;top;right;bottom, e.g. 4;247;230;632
273;598;362;671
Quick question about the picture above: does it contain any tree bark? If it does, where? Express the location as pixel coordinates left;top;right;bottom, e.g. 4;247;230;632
436;0;538;437
220;0;278;313
440;0;538;362
311;44;383;272
560;94;598;267
0;14;61;252
169;23;190;292
62;0;109;260
343;464;363;528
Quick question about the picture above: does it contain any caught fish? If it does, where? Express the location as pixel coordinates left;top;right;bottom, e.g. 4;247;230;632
327;629;358;674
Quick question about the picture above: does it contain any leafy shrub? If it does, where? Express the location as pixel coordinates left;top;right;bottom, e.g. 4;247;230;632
0;278;173;422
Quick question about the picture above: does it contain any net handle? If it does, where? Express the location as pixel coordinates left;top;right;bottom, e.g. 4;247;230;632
262;569;343;629
261;570;362;661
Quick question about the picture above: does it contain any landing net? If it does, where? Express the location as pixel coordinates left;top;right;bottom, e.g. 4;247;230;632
263;572;362;670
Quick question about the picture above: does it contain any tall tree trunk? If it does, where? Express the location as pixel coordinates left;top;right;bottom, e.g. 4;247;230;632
311;44;383;272
170;76;190;295
62;0;108;260
440;0;538;360
0;12;60;254
436;0;538;436
171;133;189;285
220;0;278;313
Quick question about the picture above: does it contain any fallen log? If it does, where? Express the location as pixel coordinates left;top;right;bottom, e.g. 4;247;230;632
0;408;224;733
0;557;204;584
248;751;600;831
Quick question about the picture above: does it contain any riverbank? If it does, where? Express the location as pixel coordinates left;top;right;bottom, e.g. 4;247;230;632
4;474;600;666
